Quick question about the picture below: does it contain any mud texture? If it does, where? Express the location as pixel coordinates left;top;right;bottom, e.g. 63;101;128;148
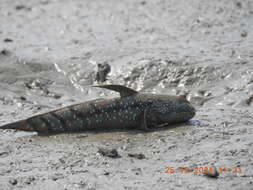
0;0;253;189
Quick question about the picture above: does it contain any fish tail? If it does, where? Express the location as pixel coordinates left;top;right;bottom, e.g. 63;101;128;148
0;120;32;131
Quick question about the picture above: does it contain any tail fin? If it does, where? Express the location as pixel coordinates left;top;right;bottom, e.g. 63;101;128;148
0;120;28;131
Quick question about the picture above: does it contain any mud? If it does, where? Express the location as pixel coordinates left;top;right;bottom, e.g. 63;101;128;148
0;0;253;189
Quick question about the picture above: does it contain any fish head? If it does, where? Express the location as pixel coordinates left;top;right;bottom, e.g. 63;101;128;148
151;95;196;124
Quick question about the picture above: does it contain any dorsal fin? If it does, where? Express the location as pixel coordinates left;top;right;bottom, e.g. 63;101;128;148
93;85;138;98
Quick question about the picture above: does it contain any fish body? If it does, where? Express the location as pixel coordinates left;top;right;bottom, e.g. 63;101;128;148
0;85;196;134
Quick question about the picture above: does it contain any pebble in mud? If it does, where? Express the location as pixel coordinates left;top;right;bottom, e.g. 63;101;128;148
95;62;111;82
197;90;212;97
98;147;120;158
73;180;87;188
245;94;253;105
103;171;110;175
238;94;253;106
9;179;18;185
19;96;26;101
50;174;64;181
236;1;242;8
15;5;31;11
128;153;146;159
241;31;247;38
140;1;146;5
23;176;35;185
0;49;11;56
3;38;13;43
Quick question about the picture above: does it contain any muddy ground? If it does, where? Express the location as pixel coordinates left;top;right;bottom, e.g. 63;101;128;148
0;0;253;189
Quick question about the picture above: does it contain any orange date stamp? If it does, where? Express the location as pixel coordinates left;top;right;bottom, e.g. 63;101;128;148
165;166;242;174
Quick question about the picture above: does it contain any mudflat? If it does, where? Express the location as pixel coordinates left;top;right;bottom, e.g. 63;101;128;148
0;0;253;189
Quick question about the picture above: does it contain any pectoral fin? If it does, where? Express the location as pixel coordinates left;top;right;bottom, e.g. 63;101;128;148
93;84;138;98
140;109;151;131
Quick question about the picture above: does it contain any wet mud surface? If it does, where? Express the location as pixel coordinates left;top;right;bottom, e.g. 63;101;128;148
0;0;253;189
